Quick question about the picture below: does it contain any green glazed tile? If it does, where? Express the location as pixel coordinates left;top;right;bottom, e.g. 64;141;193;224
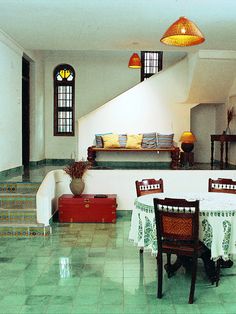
97;304;123;314
198;304;227;314
46;304;73;314
0;294;28;306
0;305;24;314
71;305;98;314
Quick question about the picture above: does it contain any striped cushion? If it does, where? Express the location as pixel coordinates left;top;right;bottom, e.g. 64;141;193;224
157;133;174;148
119;134;127;148
95;133;112;148
141;132;157;148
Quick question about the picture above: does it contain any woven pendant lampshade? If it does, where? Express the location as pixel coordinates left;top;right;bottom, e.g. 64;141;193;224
160;16;205;47
128;53;141;68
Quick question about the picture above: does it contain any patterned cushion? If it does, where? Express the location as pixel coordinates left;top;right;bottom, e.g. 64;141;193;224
126;134;143;149
141;132;157;148
95;133;112;148
157;133;174;148
119;134;127;148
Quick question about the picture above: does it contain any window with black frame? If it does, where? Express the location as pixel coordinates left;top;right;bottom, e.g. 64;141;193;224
141;51;163;81
53;64;75;136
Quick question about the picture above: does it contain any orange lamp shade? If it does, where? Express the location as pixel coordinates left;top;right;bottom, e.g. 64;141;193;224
160;16;205;47
128;53;141;69
179;131;197;143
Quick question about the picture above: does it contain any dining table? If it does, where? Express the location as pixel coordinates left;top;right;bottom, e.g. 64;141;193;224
129;191;236;262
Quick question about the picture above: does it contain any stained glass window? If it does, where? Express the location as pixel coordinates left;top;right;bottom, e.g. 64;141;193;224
54;64;75;136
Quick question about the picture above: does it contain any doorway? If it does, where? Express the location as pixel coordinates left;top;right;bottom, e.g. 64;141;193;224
22;57;30;170
191;103;224;163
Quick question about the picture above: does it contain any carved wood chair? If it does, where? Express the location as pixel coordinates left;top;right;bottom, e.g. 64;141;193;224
208;178;236;194
135;178;164;254
135;178;164;197
153;197;219;304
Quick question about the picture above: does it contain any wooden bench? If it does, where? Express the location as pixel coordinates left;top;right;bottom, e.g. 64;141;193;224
87;146;180;169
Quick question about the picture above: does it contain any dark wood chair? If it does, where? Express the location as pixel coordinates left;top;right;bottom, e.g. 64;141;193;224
153;197;219;304
135;178;164;197
208;178;236;194
136;178;164;254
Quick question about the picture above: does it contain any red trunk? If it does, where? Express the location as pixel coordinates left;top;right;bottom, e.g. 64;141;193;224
58;194;117;223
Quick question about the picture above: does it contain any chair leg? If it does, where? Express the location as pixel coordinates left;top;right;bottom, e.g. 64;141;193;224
189;256;198;304
157;252;163;299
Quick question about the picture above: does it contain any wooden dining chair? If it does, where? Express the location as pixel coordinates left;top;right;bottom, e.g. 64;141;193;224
135;178;164;254
135;178;164;197
208;178;236;194
153;197;219;304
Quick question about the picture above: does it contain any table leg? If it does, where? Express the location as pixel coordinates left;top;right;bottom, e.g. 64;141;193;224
164;255;182;278
220;259;233;268
200;249;218;283
220;141;224;169
225;141;229;167
211;140;214;169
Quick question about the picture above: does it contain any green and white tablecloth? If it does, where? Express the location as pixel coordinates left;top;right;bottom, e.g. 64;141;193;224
129;192;236;261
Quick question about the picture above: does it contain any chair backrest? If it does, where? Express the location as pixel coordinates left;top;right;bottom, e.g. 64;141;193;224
135;178;164;197
208;178;236;194
153;198;199;252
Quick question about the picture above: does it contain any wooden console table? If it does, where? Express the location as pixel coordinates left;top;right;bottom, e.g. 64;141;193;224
211;134;236;169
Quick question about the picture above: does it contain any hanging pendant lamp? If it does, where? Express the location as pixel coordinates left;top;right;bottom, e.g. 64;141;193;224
160;16;205;47
128;53;141;68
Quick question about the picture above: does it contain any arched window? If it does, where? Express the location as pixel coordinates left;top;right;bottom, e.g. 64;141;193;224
54;64;75;136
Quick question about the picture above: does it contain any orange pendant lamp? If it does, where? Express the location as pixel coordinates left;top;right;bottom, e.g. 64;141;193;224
160;16;205;47
128;53;141;69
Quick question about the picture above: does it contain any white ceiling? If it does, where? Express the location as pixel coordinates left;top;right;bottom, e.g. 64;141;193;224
0;0;235;52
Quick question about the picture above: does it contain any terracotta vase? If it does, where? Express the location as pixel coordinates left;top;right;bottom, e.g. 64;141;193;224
70;178;85;196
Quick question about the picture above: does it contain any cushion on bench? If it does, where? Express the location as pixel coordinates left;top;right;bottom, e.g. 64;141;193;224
126;134;143;149
141;132;157;149
95;132;174;149
157;133;174;148
102;134;120;148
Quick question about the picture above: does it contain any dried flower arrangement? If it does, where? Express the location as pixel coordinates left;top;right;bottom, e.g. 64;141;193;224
64;161;91;179
227;107;234;128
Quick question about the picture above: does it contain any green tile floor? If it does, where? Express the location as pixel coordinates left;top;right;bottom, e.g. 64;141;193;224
0;220;235;314
1;164;236;313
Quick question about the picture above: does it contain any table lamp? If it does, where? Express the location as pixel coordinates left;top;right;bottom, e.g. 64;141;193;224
179;131;197;152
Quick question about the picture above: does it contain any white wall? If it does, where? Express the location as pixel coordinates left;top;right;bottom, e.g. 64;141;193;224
43;51;140;159
78;50;236;165
26;50;45;162
0;33;23;172
37;168;236;225
78;56;195;160
84;169;236;211
0;32;46;171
